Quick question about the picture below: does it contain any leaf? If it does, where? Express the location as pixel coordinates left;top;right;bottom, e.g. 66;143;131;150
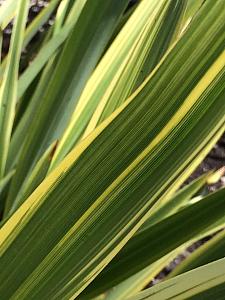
0;170;14;220
106;192;225;300
0;0;61;82
23;0;61;47
169;225;225;278
104;253;176;300
86;0;188;137
0;170;15;195
139;172;209;230
0;0;29;177
17;0;88;99
50;0;187;170
5;0;74;173
127;257;225;300
5;0;130;214
82;187;225;298
181;0;205;30
0;0;17;29
5;142;58;215
6;61;56;174
53;0;72;35
109;0;140;46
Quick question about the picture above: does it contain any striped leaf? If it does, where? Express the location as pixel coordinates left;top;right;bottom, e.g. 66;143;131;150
128;257;225;300
0;0;29;177
81;187;225;298
0;1;225;299
50;0;187;170
5;0;130;214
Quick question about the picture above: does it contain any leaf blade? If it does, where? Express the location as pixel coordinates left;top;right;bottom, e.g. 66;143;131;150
0;0;29;177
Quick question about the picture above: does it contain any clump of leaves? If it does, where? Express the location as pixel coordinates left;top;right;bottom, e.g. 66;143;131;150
0;0;225;299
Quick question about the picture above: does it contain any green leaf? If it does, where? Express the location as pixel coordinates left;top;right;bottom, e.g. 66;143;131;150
0;170;14;220
128;257;225;300
5;142;57;214
0;0;29;178
106;192;225;300
139;172;209;230
104;253;176;300
88;0;188;136
53;0;72;35
170;224;225;278
182;0;205;29
6;61;55;173
129;0;187;91
0;0;61;82
0;170;15;195
50;0;187;170
23;0;61;47
82;187;225;298
17;0;88;99
5;0;73;173
109;0;140;46
5;0;130;214
0;0;17;29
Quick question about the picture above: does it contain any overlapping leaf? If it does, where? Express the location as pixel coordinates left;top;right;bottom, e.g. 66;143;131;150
0;1;225;299
81;187;225;298
170;222;225;278
0;0;29;177
50;0;187;170
5;0;130;214
128;257;225;300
